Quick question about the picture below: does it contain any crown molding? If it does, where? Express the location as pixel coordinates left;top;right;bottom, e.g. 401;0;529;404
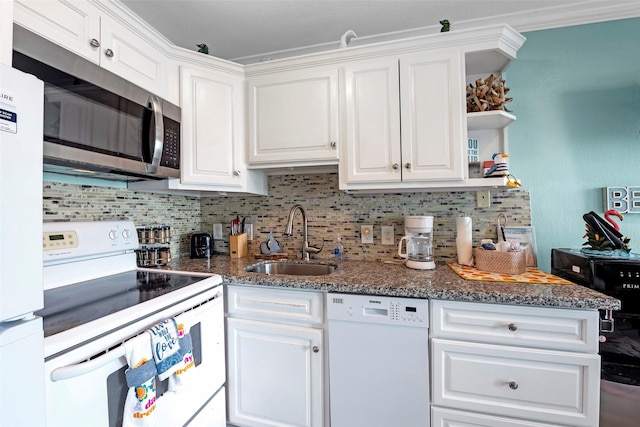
232;1;640;65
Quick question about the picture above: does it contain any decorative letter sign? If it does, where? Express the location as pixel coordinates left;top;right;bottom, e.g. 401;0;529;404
605;187;640;213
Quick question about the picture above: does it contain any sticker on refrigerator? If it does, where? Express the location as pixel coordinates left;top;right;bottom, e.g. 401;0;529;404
0;108;17;134
0;88;18;134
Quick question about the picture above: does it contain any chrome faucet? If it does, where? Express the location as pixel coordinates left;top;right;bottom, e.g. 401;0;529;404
284;204;322;261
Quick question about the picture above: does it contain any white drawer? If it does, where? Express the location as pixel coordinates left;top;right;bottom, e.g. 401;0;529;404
226;285;324;326
430;300;599;353
431;339;600;427
432;407;564;427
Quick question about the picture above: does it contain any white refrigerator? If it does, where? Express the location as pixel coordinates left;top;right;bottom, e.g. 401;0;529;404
0;64;45;426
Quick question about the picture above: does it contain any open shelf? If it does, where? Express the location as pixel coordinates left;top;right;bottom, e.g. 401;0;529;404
467;110;516;130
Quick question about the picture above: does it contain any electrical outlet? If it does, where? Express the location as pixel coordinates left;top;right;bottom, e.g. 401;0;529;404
361;225;374;244
476;190;491;208
213;223;223;239
381;226;394;245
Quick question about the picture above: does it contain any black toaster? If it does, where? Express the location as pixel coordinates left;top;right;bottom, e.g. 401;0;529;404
190;232;212;259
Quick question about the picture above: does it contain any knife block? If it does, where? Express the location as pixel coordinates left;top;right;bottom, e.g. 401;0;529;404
230;233;248;258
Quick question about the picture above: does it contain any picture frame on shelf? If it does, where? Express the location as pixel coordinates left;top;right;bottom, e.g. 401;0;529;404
503;226;538;267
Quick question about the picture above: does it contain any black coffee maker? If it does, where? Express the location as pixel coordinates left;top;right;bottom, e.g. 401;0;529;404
190;232;212;258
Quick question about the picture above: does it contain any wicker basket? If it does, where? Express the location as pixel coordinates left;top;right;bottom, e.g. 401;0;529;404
475;248;527;275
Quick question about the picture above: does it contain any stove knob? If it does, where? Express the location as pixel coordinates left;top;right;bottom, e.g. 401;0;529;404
122;229;131;239
108;229;118;240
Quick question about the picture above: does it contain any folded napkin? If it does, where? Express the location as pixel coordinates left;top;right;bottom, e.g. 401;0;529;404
148;318;183;381
123;333;157;427
168;311;196;393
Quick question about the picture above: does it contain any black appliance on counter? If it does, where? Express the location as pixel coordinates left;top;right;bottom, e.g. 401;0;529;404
191;233;213;259
552;248;640;427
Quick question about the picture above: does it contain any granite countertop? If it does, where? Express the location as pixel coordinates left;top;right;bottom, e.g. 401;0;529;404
161;255;620;311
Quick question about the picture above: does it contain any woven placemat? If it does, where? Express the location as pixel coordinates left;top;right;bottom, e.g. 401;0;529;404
448;262;573;285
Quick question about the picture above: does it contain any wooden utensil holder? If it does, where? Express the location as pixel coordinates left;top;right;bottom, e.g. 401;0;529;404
230;233;248;258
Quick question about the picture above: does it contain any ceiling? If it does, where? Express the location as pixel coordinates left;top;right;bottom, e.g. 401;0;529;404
119;0;640;64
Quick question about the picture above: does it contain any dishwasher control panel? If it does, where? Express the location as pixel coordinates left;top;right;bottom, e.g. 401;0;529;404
327;293;428;327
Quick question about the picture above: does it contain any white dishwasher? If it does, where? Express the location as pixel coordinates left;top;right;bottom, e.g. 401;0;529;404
326;293;429;427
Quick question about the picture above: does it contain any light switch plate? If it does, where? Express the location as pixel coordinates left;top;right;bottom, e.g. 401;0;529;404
213;223;223;239
381;226;394;245
361;225;374;244
476;190;491;208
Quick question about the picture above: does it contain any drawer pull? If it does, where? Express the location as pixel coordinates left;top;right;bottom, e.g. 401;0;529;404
508;381;519;390
507;323;518;331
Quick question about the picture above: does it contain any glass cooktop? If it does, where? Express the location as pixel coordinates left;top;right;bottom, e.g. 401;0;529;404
36;270;207;337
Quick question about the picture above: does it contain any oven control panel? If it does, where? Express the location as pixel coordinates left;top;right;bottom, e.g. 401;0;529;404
43;230;78;250
43;220;139;262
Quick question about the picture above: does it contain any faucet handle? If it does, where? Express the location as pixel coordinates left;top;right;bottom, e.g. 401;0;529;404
306;238;324;255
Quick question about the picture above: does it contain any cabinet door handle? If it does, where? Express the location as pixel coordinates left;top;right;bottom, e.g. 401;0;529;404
507;323;518;331
89;38;100;48
392;163;399;170
312;346;320;353
404;162;411;170
330;141;337;149
508;381;519;390
104;48;114;58
233;170;241;177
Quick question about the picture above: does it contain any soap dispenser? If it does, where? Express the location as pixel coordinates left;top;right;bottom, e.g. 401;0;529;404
334;236;345;261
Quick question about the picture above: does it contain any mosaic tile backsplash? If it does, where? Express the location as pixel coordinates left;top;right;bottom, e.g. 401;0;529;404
43;173;532;263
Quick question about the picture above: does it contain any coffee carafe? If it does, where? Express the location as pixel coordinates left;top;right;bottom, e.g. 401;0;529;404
398;216;435;270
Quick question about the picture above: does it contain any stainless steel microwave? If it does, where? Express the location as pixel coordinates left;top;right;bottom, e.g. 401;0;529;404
12;48;180;181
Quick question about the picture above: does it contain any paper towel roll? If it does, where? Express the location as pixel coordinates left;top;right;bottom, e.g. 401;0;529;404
456;216;474;266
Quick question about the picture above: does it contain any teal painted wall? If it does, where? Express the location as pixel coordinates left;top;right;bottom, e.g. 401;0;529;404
508;18;640;272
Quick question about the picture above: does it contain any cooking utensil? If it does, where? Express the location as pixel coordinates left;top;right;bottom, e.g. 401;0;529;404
231;216;241;235
497;214;508;242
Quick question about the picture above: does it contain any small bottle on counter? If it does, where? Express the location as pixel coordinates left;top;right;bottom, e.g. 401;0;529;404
334;236;345;261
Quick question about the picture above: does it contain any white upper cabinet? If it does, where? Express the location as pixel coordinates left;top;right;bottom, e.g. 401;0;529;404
340;50;465;190
400;49;465;182
341;56;401;184
179;64;266;194
181;66;241;187
13;0;100;62
246;66;339;168
1;0;15;66
13;0;173;100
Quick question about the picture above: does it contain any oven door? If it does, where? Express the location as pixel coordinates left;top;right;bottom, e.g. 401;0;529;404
44;287;225;427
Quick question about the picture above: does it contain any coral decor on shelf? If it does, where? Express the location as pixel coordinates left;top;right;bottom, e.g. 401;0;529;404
466;74;511;112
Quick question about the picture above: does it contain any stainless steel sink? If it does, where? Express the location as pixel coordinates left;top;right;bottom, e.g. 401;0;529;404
245;262;336;276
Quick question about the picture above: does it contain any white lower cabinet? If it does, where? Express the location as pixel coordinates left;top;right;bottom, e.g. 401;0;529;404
432;407;564;427
226;286;325;427
430;300;601;427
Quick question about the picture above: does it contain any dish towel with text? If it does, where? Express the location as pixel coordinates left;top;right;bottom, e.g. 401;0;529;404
168;311;196;393
123;333;157;427
148;318;183;381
